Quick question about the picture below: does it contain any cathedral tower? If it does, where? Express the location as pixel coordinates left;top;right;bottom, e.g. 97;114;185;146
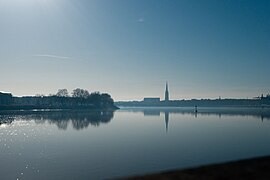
165;82;169;103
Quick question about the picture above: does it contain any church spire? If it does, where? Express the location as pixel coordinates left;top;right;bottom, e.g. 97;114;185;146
165;81;169;103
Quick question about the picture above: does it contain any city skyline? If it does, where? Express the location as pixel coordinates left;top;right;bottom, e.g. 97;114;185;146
0;0;269;101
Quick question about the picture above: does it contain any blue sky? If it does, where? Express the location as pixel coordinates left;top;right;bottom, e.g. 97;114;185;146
0;0;269;100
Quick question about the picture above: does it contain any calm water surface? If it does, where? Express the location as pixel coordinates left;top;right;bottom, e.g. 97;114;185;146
1;107;270;180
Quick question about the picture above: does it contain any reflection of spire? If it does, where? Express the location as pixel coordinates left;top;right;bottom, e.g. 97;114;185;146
165;111;169;133
194;106;198;118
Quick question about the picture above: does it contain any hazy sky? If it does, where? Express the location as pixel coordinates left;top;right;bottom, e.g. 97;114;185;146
0;0;269;100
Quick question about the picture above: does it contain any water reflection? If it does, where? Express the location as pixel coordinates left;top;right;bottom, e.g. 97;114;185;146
0;115;14;127
138;107;270;132
1;107;270;131
0;110;114;130
1;108;270;180
138;107;270;119
165;111;169;133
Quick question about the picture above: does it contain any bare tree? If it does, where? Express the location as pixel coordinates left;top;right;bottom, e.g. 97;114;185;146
56;89;69;97
72;88;90;98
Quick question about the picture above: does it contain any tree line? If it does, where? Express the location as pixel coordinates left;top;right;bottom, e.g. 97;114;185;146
0;89;117;110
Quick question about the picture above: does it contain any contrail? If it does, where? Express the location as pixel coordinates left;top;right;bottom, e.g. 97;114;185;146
33;54;70;60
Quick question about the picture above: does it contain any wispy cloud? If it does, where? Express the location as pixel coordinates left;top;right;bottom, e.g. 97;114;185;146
137;17;145;23
33;54;70;60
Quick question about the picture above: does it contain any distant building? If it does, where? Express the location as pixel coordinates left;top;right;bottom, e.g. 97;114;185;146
0;92;13;105
165;82;169;102
143;98;160;103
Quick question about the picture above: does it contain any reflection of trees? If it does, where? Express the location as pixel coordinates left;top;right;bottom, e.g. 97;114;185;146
55;120;69;130
0;110;114;130
0;115;15;126
32;111;114;130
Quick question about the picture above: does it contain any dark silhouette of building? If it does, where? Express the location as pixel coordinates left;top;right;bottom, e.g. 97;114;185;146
0;92;13;105
165;82;169;103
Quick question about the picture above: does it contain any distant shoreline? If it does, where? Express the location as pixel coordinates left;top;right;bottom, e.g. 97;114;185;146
0;105;119;111
117;105;270;108
115;98;270;108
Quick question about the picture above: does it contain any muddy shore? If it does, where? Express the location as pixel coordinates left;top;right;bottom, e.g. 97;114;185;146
119;156;270;180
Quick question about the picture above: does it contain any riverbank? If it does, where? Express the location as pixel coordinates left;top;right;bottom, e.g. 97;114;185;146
119;156;270;180
115;97;270;108
0;105;119;111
